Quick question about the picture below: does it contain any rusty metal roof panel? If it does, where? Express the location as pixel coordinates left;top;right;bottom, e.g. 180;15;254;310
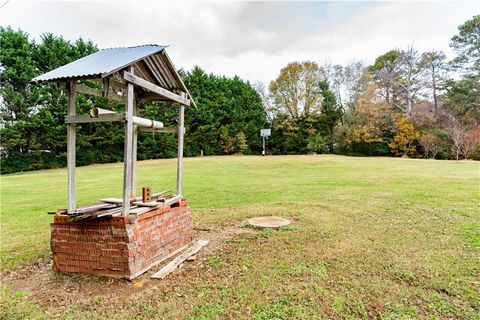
32;45;167;83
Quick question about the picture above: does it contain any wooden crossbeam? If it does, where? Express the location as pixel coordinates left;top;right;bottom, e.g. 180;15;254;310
138;127;177;134
77;84;124;102
65;113;126;124
123;71;190;106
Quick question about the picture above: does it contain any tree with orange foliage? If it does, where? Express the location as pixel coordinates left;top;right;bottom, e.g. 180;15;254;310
349;82;391;143
388;117;420;156
345;81;395;155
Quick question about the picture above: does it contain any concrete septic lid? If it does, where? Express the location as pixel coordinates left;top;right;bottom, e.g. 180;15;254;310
248;216;291;229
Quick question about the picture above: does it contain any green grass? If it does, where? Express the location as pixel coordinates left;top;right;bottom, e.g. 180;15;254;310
1;155;479;319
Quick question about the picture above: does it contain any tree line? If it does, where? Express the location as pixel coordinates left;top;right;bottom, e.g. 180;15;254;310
0;28;266;173
257;15;479;160
1;15;479;173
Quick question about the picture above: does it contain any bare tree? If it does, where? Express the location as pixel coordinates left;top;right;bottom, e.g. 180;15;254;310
421;50;448;117
419;134;442;159
343;61;366;110
449;118;466;160
253;81;274;122
397;45;426;114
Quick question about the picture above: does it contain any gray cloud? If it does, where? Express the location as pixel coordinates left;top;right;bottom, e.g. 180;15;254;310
1;1;478;84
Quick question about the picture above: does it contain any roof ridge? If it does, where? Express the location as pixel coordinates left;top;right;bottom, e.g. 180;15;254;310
100;44;169;51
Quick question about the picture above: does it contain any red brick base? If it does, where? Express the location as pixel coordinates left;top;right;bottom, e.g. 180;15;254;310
51;200;193;279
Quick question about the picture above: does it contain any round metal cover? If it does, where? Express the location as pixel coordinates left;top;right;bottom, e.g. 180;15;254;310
248;216;291;228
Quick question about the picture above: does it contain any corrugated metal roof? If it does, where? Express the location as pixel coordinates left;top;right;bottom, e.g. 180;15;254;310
32;45;167;82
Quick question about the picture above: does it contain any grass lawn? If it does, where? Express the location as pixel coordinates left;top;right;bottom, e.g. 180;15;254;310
1;155;479;319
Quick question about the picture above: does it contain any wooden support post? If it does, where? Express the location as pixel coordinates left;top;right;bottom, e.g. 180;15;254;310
67;80;77;214
122;67;135;216
176;93;186;196
131;98;138;198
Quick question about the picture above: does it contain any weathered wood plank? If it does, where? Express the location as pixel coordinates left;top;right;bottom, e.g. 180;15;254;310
160;51;197;108
138;127;177;134
67;81;77;214
164;195;182;207
65;113;126;124
127;244;189;280
123;71;190;106
131;201;161;207
122;67;135;216
176;94;185;196
151;240;209;279
76;83;124;102
104;191;169;203
131;100;138;198
102;191;169;204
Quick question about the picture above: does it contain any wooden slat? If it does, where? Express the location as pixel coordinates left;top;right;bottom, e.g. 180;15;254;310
122;66;135;216
134;61;157;84
65;113;126;124
151;240;209;279
139;127;177;134
92;77;125;91
67;81;77;214
143;57;169;88
160;51;197;108
131;100;138;198
177;94;185;196
137;92;172;104
101;190;169;205
76;84;124;102
123;71;190;106
75;203;117;214
131;201;162;207
164;195;182;206
100;198;124;204
128;243;189;280
128;206;152;215
152;54;177;89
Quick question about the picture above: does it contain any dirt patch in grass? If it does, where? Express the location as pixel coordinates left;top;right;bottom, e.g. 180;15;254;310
1;221;257;310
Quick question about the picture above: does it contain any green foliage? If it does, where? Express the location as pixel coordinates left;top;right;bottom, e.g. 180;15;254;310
234;131;248;154
450;15;480;74
443;76;480;123
268;77;342;155
0;28;266;173
182;66;266;157
307;134;328;154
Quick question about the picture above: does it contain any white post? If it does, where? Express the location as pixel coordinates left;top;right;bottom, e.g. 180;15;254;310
176;93;186;196
122;67;135;215
262;136;266;156
67;80;77;214
131;99;137;198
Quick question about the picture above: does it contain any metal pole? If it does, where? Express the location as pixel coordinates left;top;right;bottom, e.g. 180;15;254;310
262;136;266;156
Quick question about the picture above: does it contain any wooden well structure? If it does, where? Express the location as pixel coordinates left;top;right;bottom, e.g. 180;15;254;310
33;45;196;279
33;45;195;215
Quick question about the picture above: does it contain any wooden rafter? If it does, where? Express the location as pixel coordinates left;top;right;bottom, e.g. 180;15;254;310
123;71;190;106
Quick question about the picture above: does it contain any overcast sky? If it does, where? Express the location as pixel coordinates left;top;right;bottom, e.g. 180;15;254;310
1;1;479;84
